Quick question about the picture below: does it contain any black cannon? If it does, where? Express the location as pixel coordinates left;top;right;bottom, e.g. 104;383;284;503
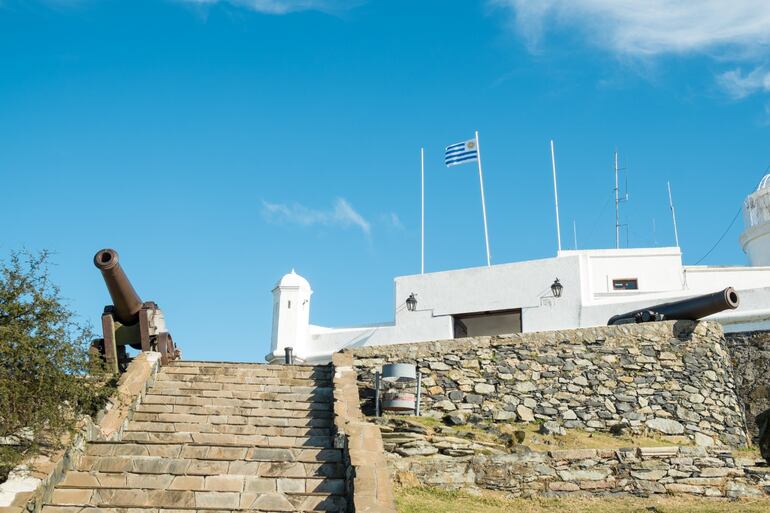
607;288;739;326
92;249;178;372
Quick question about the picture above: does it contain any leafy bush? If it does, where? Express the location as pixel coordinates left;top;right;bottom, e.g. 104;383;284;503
0;251;115;483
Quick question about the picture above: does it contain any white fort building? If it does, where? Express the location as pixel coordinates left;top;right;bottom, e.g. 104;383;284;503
266;174;770;364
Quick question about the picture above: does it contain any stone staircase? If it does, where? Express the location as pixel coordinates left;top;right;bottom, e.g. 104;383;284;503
42;361;348;513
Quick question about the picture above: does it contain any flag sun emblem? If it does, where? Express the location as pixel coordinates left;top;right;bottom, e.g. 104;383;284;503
466;141;476;150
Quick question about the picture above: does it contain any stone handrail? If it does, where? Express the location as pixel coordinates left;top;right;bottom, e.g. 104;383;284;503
331;352;396;513
0;352;162;513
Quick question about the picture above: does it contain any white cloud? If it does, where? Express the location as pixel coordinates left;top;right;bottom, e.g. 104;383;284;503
492;1;770;56
262;198;371;235
717;67;770;99
180;0;348;15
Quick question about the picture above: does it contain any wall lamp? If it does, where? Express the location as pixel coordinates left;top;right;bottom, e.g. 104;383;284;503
551;278;564;298
405;293;418;312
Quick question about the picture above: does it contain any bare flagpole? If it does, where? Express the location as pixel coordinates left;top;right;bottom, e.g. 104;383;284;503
667;181;680;248
550;140;562;254
475;131;491;266
421;147;425;274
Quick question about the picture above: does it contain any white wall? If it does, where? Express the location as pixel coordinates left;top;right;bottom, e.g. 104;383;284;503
394;254;584;333
270;247;770;363
563;247;683;295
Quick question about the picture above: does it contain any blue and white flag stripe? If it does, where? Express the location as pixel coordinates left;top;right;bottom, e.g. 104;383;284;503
445;139;478;167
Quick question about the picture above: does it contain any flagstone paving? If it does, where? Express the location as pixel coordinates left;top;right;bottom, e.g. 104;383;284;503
42;362;348;513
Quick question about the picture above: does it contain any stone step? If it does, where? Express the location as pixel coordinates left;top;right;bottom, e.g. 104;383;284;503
124;420;331;437
76;454;343;478
121;431;334;447
46;488;345;512
162;365;332;379
154;374;331;386
171;360;321;367
141;394;332;411
144;382;330;394
146;386;333;402
85;442;343;463
131;411;333;428
134;403;334;419
58;472;346;494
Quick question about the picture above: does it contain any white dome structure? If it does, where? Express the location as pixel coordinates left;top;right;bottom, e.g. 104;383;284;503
275;269;311;290
267;270;313;363
740;173;770;266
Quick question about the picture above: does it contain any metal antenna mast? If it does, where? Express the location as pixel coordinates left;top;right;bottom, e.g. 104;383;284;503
614;150;628;248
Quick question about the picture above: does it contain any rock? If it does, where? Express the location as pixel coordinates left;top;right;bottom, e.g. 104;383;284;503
444;412;467;426
448;390;465;401
395;442;439;457
515;381;536;393
516;405;535;422
474;383;495;395
630;469;667;481
694;432;714;447
557;469;609;481
493;411;515;421
549;482;580;491
562;409;577;420
666;483;704;495
636;480;666;494
433;400;457;411
646;418;685;435
464;394;483;404
429;362;451;371
539;421;566;436
609;422;629;435
574;376;589;386
725;481;764;498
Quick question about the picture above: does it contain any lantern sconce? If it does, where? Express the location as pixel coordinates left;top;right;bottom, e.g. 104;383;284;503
551;278;564;298
405;293;418;312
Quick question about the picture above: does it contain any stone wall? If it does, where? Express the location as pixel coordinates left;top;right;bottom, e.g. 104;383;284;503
383;419;770;498
346;321;749;448
331;353;397;513
724;330;770;441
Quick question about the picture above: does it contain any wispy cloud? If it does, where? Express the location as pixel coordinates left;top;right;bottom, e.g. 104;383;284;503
262;198;371;236
717;67;770;99
491;1;770;102
179;0;354;15
492;1;770;56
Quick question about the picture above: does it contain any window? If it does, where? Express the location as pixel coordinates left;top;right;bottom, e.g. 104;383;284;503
453;309;522;338
612;278;638;290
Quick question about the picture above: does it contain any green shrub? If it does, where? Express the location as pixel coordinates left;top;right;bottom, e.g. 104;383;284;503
0;251;115;483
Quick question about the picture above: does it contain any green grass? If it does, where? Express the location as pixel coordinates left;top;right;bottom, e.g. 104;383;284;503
396;486;770;513
396;415;699;452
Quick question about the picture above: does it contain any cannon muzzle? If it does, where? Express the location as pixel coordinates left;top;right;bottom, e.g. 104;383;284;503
94;248;143;325
607;287;739;326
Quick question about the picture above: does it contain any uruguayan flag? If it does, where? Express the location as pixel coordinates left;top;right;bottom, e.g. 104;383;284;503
445;139;478;167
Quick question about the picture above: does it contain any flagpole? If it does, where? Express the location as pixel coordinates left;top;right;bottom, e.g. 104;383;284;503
550;140;562;254
420;147;425;274
475;131;491;266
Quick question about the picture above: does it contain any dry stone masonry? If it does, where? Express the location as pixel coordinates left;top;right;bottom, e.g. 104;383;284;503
724;330;770;441
348;321;749;448
40;362;349;512
380;417;770;497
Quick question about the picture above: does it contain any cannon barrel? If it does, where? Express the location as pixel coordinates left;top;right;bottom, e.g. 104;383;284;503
607;287;739;326
93;248;143;325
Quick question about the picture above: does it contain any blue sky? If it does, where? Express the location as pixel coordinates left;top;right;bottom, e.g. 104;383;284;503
2;0;770;361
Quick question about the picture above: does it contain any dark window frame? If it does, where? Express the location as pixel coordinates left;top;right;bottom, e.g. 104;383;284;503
612;278;639;290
